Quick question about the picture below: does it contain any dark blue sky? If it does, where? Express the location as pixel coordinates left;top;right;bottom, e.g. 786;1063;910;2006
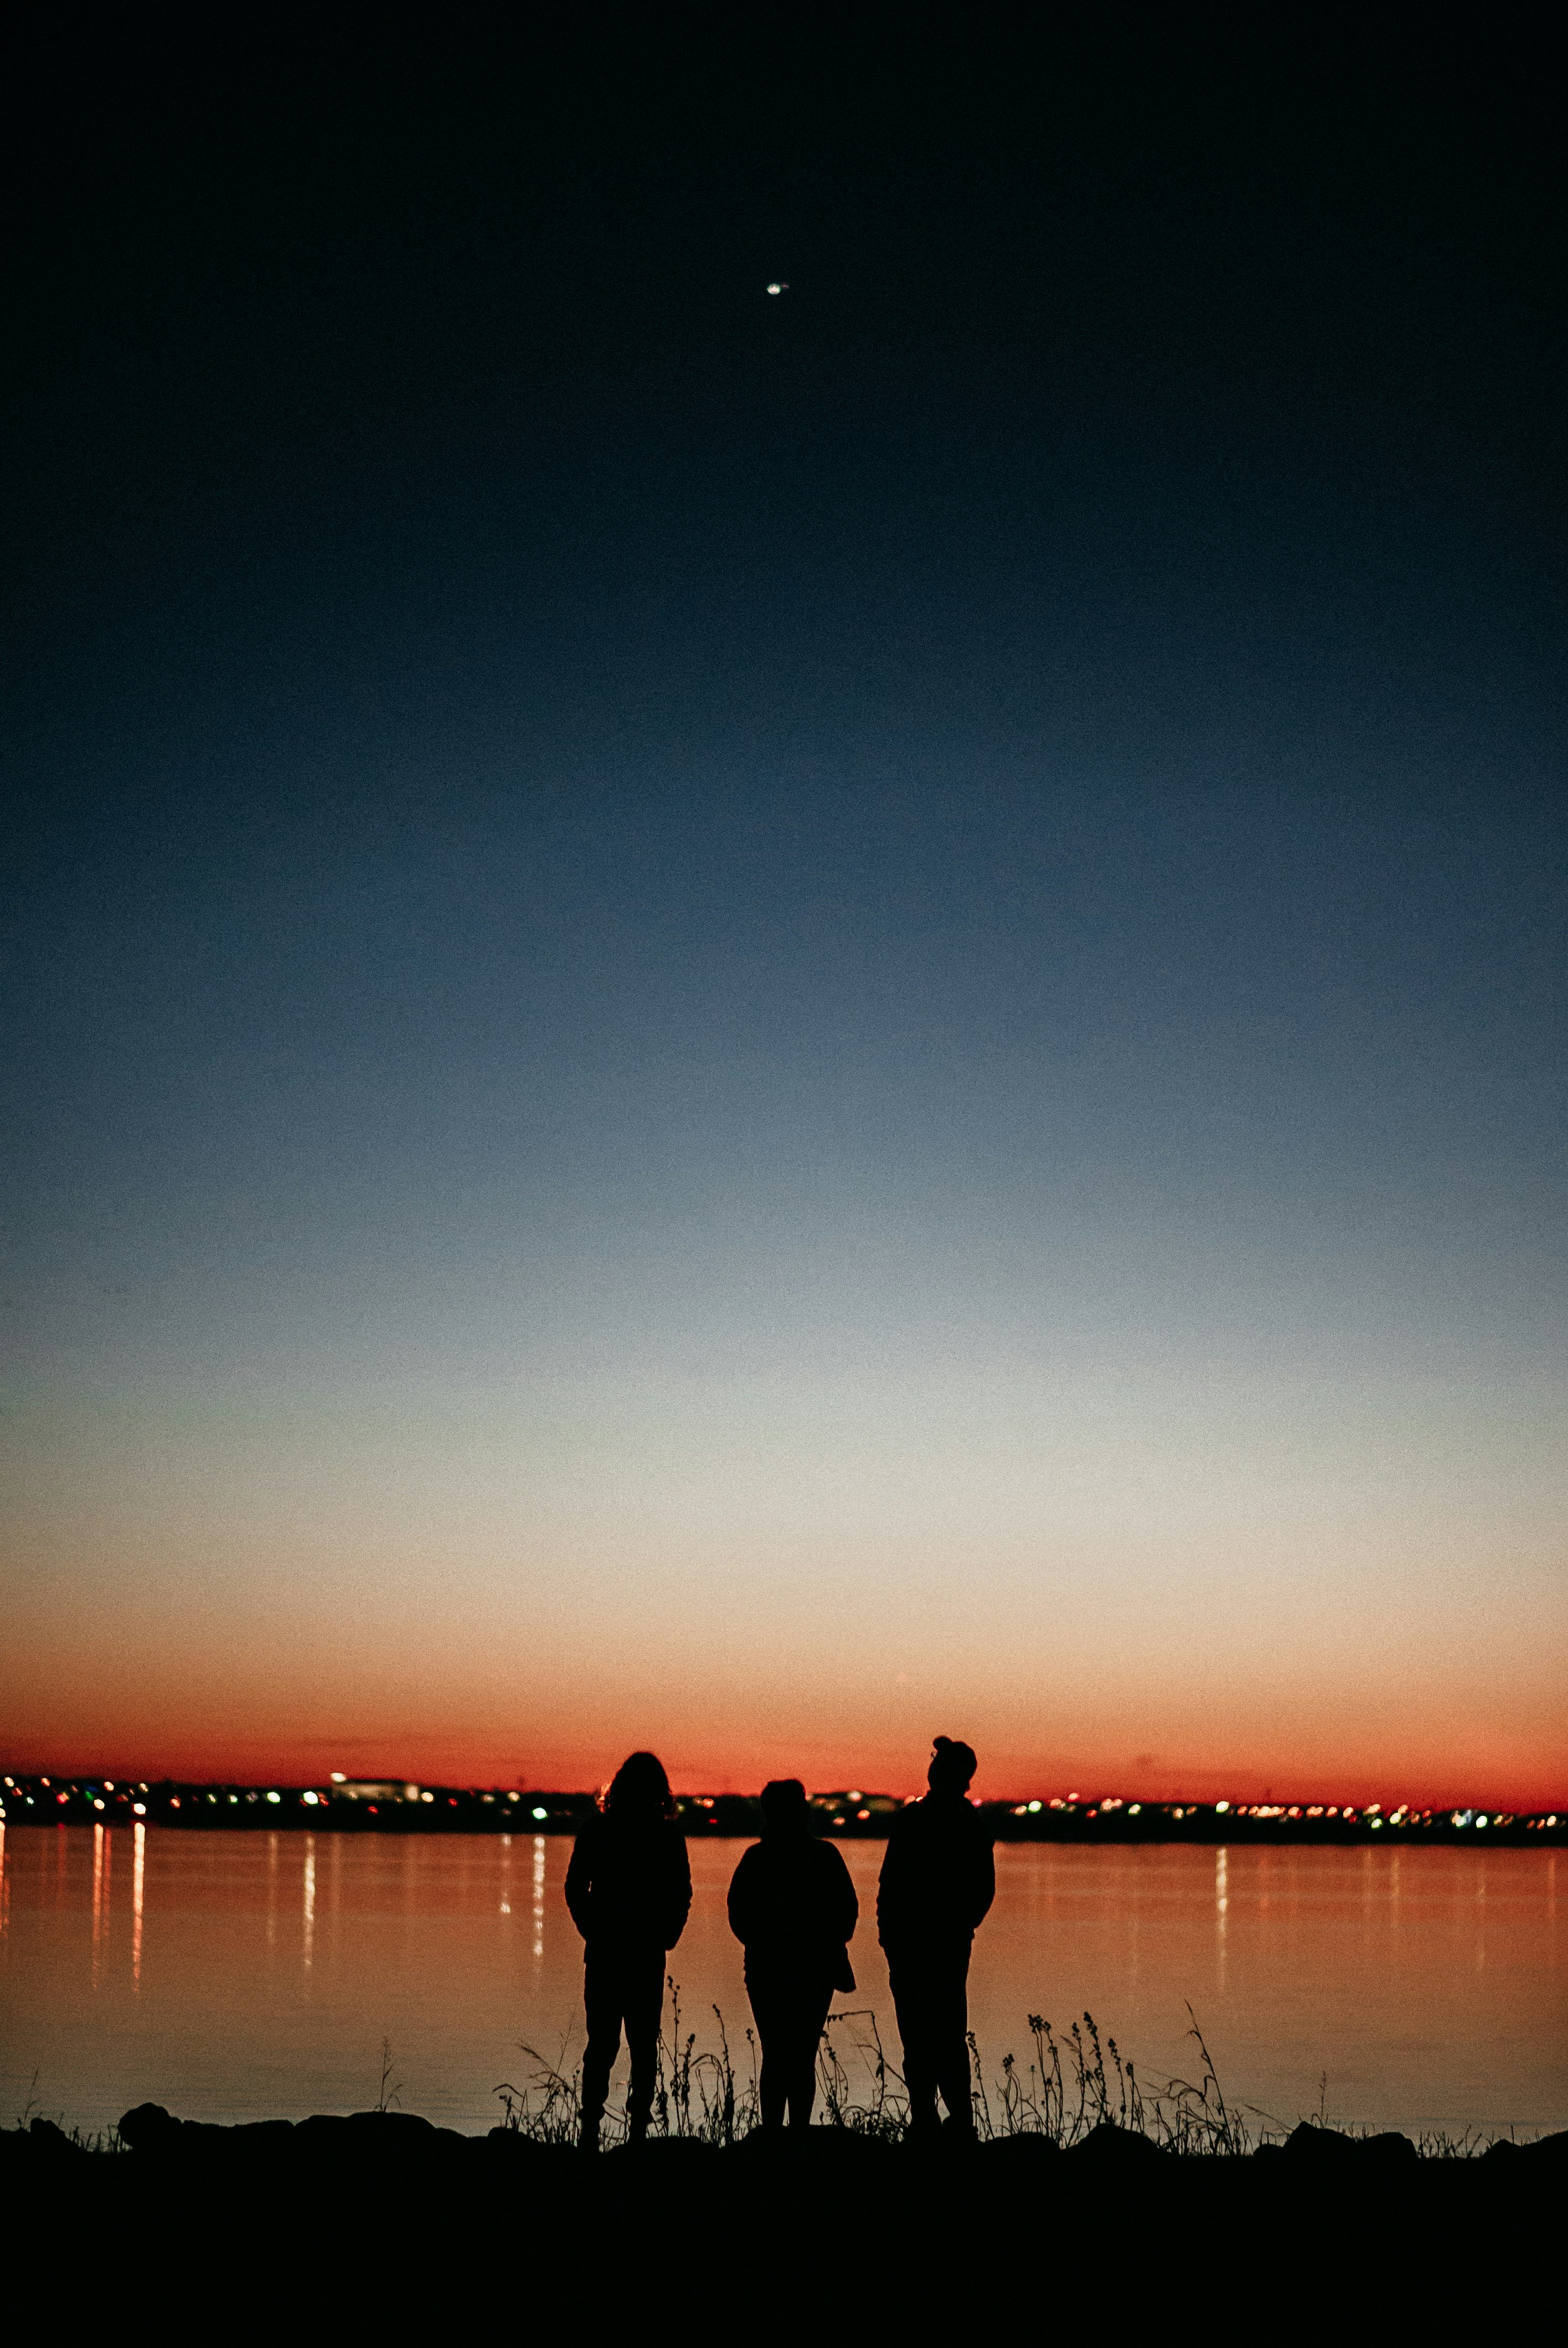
3;12;1564;1791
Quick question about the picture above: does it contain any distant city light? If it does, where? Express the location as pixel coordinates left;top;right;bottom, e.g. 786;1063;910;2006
1;1773;1554;1845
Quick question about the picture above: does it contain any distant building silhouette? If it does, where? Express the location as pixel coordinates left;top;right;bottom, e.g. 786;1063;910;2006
878;1737;995;2136
565;1751;691;2151
728;1778;858;2128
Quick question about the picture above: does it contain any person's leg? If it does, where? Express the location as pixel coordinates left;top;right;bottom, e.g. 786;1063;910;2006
747;1979;787;2130
889;1967;940;2134
783;1988;832;2127
622;1949;666;2141
580;1950;624;2150
933;1953;974;2132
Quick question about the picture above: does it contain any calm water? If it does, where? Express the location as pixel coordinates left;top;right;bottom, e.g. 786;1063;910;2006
2;1825;1562;2139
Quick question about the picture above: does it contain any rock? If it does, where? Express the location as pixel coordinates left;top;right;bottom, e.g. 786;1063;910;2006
117;2103;181;2150
1482;2129;1568;2167
1065;2123;1165;2163
1281;2122;1416;2165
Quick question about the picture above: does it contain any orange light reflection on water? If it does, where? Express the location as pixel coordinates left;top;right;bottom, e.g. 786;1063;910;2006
132;1821;145;1989
90;1822;106;1989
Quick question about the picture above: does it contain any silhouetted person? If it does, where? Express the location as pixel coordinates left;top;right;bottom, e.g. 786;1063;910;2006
727;1778;858;2129
565;1751;692;2151
877;1736;994;2137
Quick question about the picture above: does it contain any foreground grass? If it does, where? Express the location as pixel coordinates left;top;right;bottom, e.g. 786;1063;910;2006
8;1988;1556;2163
493;1987;1525;2159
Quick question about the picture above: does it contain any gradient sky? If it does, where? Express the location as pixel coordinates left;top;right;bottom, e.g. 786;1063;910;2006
3;16;1564;1802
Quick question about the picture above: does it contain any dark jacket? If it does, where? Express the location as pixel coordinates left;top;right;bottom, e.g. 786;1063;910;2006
727;1832;859;1994
564;1813;692;1954
876;1794;995;1960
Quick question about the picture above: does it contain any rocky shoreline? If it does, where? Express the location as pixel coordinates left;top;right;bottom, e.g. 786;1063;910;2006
6;2103;1559;2325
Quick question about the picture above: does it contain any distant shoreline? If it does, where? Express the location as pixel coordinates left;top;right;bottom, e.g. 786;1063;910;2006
3;1775;1560;1847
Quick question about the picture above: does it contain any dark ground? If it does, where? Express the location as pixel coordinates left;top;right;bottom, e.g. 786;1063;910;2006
3;2109;1560;2332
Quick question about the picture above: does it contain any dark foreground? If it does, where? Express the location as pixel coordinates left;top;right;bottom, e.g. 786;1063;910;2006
4;2110;1562;2331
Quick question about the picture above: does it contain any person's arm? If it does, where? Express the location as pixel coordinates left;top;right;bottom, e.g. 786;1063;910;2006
968;1819;996;1930
564;1824;596;1941
726;1845;760;1947
825;1844;859;1945
875;1817;908;1948
660;1826;694;1949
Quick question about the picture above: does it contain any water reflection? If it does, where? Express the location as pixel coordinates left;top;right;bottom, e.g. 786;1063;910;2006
90;1822;107;1988
498;1832;512;1916
302;1837;316;1975
132;1822;145;1990
1476;1856;1487;1972
3;1833;1561;2140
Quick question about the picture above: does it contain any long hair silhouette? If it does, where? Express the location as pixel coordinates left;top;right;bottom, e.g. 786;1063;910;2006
567;1749;692;2151
602;1750;677;1821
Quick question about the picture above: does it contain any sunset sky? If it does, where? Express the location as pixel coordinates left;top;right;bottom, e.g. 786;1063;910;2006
4;18;1563;1805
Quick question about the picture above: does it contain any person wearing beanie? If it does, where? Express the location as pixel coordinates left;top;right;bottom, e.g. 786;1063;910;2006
875;1737;995;2136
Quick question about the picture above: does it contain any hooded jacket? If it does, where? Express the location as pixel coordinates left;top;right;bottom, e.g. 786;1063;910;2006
727;1830;859;1994
565;1813;692;1954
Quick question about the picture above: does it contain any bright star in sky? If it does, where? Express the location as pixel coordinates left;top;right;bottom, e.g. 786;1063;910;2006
766;281;788;295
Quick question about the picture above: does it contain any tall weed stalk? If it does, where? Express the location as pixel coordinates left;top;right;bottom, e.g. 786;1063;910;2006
495;1986;1268;2153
